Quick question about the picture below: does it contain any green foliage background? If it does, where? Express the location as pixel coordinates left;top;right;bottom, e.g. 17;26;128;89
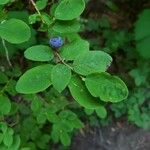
0;0;150;149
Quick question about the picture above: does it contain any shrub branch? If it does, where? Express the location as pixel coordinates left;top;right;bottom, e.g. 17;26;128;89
1;38;12;68
30;0;45;23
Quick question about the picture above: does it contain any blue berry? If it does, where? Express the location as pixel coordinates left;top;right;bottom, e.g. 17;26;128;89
49;36;64;49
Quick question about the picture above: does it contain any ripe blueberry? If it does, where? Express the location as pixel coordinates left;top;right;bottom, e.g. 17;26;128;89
49;36;64;49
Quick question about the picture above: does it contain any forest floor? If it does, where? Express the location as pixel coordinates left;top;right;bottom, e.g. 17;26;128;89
71;122;150;150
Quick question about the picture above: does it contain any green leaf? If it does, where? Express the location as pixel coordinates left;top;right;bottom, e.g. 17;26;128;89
7;128;14;136
58;110;84;129
60;39;89;61
129;68;147;86
17;28;37;49
42;14;54;25
0;122;7;133
46;112;60;123
36;110;47;124
68;75;102;109
53;20;80;33
51;124;61;143
54;0;85;20
7;11;29;23
3;129;13;147
31;95;43;112
0;0;10;5
0;95;11;115
16;64;53;94
0;19;31;44
36;0;48;10
0;133;3;144
136;36;150;59
60;131;71;146
134;9;150;40
29;13;40;24
51;64;71;93
73;51;112;75
7;135;20;150
134;9;150;59
3;135;13;147
71;118;84;129
0;72;8;84
84;108;94;115
30;127;41;141
59;110;77;120
37;134;50;149
95;106;107;118
24;45;54;62
85;73;128;102
5;80;17;96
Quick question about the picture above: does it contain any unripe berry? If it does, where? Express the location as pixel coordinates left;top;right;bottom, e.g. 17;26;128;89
49;36;64;49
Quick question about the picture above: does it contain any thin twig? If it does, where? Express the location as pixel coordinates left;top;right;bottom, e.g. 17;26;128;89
55;52;86;81
51;52;88;87
55;52;74;70
1;38;12;68
30;0;45;23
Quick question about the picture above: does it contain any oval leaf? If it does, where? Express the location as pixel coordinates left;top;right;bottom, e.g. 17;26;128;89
0;0;10;5
51;64;71;93
8;135;21;150
0;72;8;83
16;64;53;94
95;106;107;118
0;95;11;115
68;75;102;109
3;131;13;147
73;51;112;76
54;0;85;20
36;0;48;10
0;19;31;44
136;36;150;59
60;39;89;61
134;9;150;40
53;20;80;33
85;73;129;102
60;131;71;146
24;45;54;61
